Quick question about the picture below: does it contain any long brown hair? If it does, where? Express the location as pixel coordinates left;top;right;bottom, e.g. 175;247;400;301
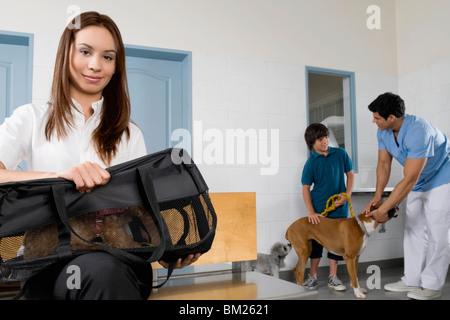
46;11;130;166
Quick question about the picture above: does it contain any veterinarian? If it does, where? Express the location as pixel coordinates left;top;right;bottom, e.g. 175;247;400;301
365;92;450;300
0;11;199;299
301;123;355;291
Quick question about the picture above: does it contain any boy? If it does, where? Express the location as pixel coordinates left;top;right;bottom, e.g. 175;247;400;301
301;123;355;290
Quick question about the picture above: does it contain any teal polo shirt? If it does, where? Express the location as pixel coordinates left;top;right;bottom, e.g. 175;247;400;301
377;114;450;192
301;147;353;218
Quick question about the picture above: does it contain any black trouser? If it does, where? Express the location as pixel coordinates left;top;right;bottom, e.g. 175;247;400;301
24;252;153;300
310;240;344;261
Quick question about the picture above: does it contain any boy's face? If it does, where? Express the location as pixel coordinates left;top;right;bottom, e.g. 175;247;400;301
313;136;329;154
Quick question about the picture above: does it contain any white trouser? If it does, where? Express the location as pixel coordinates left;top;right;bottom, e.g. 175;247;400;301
402;182;450;291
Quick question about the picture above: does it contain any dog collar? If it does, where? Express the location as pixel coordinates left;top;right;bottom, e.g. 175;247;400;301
355;215;371;237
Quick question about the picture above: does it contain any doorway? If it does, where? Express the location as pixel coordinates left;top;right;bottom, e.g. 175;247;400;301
306;66;358;171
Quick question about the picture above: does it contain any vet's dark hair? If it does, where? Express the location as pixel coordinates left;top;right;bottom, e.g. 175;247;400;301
368;92;405;120
304;123;329;151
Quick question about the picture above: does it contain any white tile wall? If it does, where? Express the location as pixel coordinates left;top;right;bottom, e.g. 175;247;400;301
400;56;450;138
354;72;404;194
193;53;307;269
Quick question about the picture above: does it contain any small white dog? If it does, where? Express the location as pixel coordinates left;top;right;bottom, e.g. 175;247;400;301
246;242;292;278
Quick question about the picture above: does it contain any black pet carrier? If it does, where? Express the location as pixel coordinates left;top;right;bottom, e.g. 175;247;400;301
0;148;217;290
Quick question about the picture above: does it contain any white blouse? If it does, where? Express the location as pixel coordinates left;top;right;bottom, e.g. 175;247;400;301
0;98;147;172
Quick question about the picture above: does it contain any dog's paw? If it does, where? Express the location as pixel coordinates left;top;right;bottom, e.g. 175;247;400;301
353;287;367;299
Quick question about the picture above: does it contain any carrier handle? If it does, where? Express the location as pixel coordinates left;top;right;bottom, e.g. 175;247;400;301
136;166;179;288
136;166;171;253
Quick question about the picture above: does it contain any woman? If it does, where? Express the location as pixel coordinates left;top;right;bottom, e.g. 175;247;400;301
0;11;199;299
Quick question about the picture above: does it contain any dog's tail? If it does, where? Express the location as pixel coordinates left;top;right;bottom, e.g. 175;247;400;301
285;227;291;244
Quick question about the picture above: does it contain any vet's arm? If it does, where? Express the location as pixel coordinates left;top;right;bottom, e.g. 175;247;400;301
302;185;322;224
369;157;427;223
0;161;110;193
364;150;392;213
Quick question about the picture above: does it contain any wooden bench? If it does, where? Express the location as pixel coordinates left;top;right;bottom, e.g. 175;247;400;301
152;192;258;270
149;192;316;300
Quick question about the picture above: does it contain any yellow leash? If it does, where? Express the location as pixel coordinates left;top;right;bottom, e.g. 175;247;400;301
321;193;354;218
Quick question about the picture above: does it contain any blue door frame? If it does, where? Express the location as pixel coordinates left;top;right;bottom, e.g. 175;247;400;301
305;66;358;172
125;45;192;152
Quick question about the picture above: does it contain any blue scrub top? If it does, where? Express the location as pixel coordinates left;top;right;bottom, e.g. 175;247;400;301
301;147;353;218
377;114;450;192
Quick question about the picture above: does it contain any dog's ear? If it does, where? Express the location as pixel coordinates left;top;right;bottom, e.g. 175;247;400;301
369;203;382;212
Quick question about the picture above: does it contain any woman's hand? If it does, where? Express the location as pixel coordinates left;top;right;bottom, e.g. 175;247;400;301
56;162;110;193
159;253;202;269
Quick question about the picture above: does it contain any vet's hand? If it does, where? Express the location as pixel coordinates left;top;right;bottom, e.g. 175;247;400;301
159;253;202;269
308;213;323;225
56;162;110;193
365;208;388;228
364;195;382;215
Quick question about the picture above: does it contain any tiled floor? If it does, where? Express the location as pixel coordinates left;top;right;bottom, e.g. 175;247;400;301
1;260;448;301
280;261;450;300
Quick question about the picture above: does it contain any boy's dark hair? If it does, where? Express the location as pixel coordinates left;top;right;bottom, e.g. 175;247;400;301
304;123;329;151
368;92;405;120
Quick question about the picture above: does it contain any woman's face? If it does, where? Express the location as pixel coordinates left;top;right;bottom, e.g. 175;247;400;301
69;25;117;102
